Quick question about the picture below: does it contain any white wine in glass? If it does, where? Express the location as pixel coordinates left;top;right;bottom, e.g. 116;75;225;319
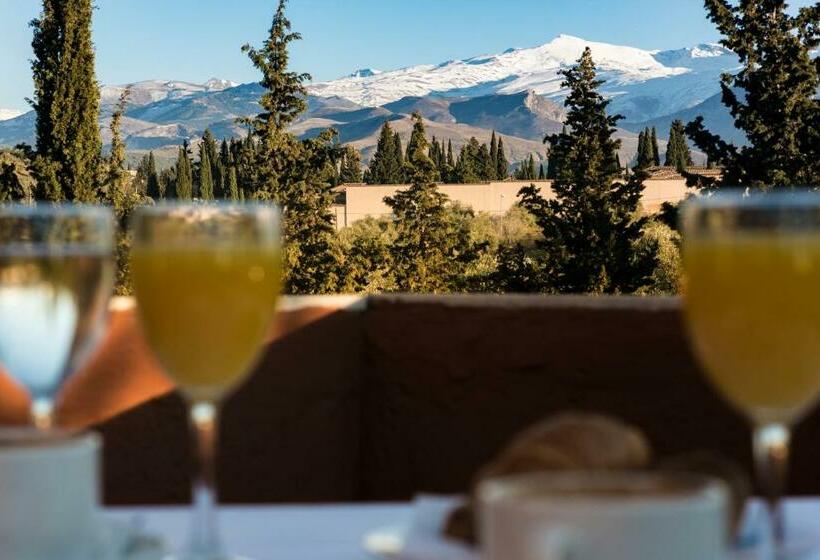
0;204;115;430
682;192;820;555
131;203;281;560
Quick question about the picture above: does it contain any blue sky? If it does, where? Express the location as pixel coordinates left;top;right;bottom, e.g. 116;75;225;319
0;0;815;112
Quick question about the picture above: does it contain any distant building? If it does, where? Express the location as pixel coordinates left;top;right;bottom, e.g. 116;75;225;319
332;173;704;229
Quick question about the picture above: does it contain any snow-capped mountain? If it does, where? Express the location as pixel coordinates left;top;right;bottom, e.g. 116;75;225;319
100;78;239;109
309;35;739;122
0;109;23;122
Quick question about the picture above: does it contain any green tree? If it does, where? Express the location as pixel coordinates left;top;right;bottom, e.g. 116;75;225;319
496;136;509;179
227;165;239;201
29;0;103;201
650;127;660;166
339;146;363;183
337;217;397;293
489;131;499;177
105;87;142;296
455;138;482;183
199;149;214;200
368;121;403;184
532;47;655;293
686;0;820;189
243;0;341;293
665;120;693;171
174;144;193;200
385;120;485;292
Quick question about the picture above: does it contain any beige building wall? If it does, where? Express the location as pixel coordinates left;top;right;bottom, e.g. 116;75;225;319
336;179;695;229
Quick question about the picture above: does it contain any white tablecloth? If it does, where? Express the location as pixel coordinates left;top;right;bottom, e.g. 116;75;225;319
107;499;820;560
107;503;411;560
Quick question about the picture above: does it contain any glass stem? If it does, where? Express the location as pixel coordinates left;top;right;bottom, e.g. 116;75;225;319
188;401;224;557
753;423;791;546
31;397;54;430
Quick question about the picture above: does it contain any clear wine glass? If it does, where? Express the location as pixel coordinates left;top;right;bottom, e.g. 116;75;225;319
682;191;820;556
130;202;281;560
0;204;115;430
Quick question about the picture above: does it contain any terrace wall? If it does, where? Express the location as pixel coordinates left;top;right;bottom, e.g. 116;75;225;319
2;295;818;504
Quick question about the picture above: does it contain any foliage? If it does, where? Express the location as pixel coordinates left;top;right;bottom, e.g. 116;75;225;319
336;217;397;293
634;220;682;295
686;0;820;190
174;143;193;200
29;0;102;202
530;47;655;294
385;114;487;292
367;121;405;184
664;120;693;171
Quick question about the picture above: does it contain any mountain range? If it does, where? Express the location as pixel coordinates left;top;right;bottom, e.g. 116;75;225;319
0;34;745;167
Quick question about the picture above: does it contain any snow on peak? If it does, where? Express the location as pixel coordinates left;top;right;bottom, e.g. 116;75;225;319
0;108;23;122
308;34;692;108
348;68;382;78
205;78;239;90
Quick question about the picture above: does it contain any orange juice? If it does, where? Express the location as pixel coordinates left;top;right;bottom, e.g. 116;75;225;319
132;246;281;402
684;234;820;424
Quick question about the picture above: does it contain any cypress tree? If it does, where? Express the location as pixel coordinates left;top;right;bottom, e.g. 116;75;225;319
496;136;509;179
174;145;193;200
393;131;404;180
650;127;660;166
447;140;455;169
538;163;545;180
145;152;161;200
665;119;693;171
531;47;655;293
686;0;820;189
489;131;498;176
528;155;537;180
105;88;129;201
30;0;102;201
227;165;239;201
478;143;495;181
199;149;214;200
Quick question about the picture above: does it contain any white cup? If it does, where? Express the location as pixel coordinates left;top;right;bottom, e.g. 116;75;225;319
0;430;103;560
479;471;730;560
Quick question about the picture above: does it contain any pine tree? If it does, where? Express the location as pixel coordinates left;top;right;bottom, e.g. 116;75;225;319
243;0;341;293
532;47;655;293
538;163;545;180
650;127;660;166
199;149;214;200
455;138;483;183
385;118;485;292
30;0;102;201
174;145;193;200
404;112;436;180
496;136;509;179
686;0;820;189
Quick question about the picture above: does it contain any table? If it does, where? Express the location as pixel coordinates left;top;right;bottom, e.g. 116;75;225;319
108;499;820;560
107;503;412;560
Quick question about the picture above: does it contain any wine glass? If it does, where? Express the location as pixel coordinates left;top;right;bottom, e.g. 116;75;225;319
0;204;115;430
130;202;282;560
682;191;820;556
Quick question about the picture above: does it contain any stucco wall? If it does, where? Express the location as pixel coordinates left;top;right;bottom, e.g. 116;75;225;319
336;180;694;228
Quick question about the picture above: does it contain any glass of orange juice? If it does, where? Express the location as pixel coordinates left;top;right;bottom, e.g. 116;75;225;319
682;191;820;554
130;203;281;560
